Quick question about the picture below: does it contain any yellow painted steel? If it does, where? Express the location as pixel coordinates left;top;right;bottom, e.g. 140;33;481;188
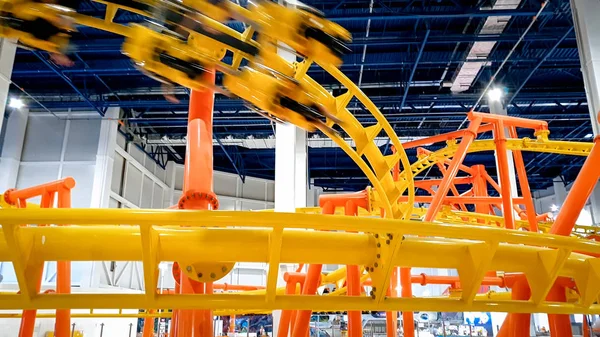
1;208;600;313
1;0;599;317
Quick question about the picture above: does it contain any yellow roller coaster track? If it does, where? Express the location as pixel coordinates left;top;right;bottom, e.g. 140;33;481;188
1;0;600;316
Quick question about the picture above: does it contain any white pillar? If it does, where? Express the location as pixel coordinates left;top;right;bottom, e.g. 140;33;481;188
273;7;308;335
90;107;120;208
0;108;28;192
572;0;600;224
489;98;519;216
552;178;568;208
0;39;17;134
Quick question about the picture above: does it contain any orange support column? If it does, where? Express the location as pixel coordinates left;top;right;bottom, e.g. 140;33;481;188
385;268;398;337
509;278;531;336
55;185;72;337
345;201;363;337
472;165;490;215
424;117;482;221
547;284;572;337
177;70;217;337
279;273;305;337
143;311;156;337
550;137;600;236
493;122;516;230
291;204;331;337
508;127;538;232
400;268;414;337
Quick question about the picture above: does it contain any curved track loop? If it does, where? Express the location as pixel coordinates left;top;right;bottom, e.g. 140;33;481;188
401;138;592;193
66;0;417;220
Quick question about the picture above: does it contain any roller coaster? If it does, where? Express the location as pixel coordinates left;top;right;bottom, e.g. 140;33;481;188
0;0;600;337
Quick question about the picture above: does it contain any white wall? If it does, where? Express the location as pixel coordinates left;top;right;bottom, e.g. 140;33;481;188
533;179;596;226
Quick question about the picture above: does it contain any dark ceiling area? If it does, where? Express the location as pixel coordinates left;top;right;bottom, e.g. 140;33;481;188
9;0;591;191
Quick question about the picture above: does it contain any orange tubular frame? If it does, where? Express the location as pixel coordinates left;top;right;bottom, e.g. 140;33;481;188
6;178;75;337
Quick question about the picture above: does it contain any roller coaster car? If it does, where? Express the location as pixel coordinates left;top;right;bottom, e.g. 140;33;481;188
0;1;74;53
250;0;351;66
223;67;338;133
181;0;231;22
122;24;214;91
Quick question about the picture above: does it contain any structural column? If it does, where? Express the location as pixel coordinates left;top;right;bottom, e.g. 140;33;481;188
572;0;600;224
274;20;308;336
90;107;120;208
489;95;519;214
0;107;28;192
0;38;17;134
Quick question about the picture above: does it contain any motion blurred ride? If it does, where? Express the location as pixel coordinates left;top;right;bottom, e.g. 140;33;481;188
0;0;75;54
223;66;340;134
123;24;214;91
249;0;351;66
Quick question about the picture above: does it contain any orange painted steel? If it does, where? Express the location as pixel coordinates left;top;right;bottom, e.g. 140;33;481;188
472;165;490;217
550;136;600;236
177;70;217;337
547;284;572;337
345;200;363;337
493;121;516;230
402;123;494;150
400;267;414;337
468;111;548;132
278;273;305;337
8;178;75;337
508;127;538;232
583;315;590;337
55;188;72;337
142;310;156;337
424;117;482;221
290;205;331;337
385;267;398;337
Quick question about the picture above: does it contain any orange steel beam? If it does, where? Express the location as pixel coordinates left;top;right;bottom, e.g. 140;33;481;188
493;121;516;230
435;163;468;211
468;111;548;132
413;177;474;188
291;203;329;337
278;273;305;337
385;267;398;337
345;201;363;337
423;117;482;221
55;187;72;337
3;177;75;205
397;195;526;204
176;70;217;337
547;284;573;337
472;165;490;216
142;310;155;337
402;123;494;149
8;178;75;337
416;148;476;176
508;127;538;232
400;267;414;337
550;137;600;236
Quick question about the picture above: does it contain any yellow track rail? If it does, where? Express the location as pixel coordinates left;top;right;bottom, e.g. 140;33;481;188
1;208;600;313
3;1;599;315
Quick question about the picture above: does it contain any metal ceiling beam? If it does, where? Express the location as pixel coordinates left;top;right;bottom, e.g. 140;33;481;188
508;27;575;104
31;51;105;116
328;9;554;21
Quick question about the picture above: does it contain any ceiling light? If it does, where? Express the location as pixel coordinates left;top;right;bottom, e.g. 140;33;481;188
550;204;559;212
487;87;503;102
585;133;594;139
8;98;24;109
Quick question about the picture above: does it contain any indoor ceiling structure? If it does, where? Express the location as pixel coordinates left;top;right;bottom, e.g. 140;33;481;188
9;0;587;191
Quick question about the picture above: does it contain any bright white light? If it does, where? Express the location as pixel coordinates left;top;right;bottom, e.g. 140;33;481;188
158;262;169;271
585;133;594;139
8;98;24;109
550;204;559;212
487;88;503;102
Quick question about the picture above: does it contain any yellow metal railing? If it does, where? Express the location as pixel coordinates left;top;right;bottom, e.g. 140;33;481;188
1;208;600;314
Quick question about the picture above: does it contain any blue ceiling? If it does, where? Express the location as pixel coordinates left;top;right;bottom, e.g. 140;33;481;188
8;0;592;192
